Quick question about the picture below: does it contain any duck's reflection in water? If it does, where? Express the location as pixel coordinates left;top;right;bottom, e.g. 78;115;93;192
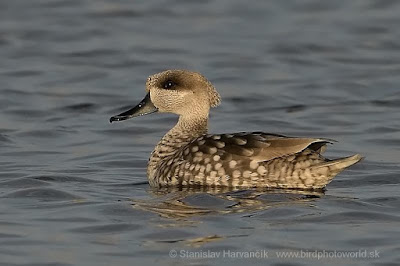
131;186;324;220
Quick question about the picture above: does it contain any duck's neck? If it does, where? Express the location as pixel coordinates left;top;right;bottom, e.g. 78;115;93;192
173;115;209;138
147;114;208;178
157;115;208;153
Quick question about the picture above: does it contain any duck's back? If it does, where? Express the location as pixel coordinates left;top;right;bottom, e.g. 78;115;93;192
149;132;362;189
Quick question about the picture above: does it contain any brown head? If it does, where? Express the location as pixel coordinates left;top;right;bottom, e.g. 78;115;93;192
110;70;221;122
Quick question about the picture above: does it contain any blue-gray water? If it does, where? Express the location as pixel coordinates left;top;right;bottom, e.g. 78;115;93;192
0;1;399;265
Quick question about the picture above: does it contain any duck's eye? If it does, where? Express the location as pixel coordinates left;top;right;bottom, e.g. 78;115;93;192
163;80;175;89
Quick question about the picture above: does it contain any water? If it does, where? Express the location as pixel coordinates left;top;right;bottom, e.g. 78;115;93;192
0;0;399;265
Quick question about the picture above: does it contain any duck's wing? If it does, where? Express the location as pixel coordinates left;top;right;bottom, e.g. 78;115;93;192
186;132;332;163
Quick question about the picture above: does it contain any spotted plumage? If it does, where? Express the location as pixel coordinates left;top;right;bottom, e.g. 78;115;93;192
110;69;362;190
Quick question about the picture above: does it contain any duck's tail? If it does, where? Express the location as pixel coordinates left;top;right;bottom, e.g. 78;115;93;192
317;154;363;172
310;154;363;188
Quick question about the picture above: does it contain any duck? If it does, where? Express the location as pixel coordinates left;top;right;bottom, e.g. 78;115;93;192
110;69;362;190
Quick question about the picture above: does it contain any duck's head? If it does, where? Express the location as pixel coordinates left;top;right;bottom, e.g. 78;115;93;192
110;70;221;123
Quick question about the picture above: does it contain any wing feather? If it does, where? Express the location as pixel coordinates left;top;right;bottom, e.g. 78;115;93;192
185;132;331;163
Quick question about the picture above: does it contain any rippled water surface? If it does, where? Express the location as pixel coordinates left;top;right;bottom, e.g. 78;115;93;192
1;1;399;265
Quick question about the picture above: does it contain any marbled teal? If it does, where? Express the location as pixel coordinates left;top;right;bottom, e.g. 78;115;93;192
110;70;362;189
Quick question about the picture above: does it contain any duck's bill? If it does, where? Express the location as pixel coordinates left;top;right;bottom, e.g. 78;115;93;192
109;92;158;123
